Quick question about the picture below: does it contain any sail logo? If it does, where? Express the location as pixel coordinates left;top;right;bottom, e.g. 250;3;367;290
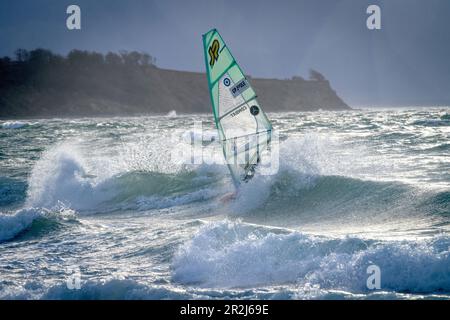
250;105;260;116
208;39;220;67
230;105;247;118
230;79;249;97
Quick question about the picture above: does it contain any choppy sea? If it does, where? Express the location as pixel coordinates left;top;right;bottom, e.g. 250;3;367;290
0;108;449;299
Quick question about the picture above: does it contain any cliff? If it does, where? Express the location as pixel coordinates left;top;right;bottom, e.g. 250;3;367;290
0;49;350;118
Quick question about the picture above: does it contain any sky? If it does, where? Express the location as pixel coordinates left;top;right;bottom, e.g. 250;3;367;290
1;0;450;107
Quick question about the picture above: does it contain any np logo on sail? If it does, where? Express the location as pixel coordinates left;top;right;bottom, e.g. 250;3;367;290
208;39;220;67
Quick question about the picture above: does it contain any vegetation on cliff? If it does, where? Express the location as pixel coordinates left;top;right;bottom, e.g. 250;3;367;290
0;49;349;118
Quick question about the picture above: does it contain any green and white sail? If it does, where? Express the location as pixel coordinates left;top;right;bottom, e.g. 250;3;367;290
202;29;272;186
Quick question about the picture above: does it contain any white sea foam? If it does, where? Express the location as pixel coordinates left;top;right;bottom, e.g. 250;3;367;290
25;144;107;210
0;206;76;243
166;110;177;117
172;221;450;293
1;121;29;129
228;134;342;214
0;279;193;300
181;129;218;143
24;140;224;213
0;208;44;242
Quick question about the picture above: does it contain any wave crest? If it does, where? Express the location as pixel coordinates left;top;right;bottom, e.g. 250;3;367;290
172;221;450;293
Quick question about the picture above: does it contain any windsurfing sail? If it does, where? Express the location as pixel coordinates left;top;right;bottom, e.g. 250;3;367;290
202;29;272;186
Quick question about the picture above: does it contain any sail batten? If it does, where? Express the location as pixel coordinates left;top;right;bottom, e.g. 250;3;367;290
202;29;272;186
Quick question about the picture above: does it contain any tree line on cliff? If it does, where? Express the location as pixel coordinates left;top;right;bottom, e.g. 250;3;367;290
0;48;341;117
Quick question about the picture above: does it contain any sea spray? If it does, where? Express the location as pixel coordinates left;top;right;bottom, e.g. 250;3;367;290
0;206;76;242
172;220;450;293
0;110;449;299
25;143;104;210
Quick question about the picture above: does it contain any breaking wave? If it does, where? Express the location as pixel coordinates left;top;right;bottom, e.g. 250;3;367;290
0;207;75;242
1;121;30;129
172;221;450;293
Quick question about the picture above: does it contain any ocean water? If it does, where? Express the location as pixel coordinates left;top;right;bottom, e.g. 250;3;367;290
0;108;449;300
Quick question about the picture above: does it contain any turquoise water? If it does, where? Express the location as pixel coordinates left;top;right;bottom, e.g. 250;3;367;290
0;108;449;299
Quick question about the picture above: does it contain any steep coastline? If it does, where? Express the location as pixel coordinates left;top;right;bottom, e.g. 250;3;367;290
150;68;350;113
0;50;350;118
